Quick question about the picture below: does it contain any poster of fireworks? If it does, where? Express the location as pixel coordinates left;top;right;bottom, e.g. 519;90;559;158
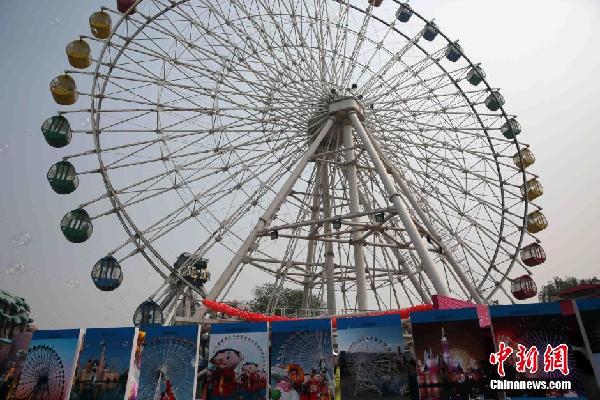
574;298;600;390
270;318;334;400
69;327;137;400
489;302;588;398
13;328;83;400
410;308;497;400
0;331;32;400
336;314;412;399
136;325;200;400
202;321;268;400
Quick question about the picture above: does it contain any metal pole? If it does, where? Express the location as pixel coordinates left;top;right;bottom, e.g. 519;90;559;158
342;123;369;311
320;161;337;315
301;164;322;312
349;113;450;297
196;118;336;318
367;131;484;304
354;185;432;304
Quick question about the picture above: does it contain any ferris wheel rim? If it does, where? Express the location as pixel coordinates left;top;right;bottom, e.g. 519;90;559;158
49;0;544;310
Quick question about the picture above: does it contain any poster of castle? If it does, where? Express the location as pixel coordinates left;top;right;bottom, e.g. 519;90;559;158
410;308;497;400
270;318;334;400
69;327;137;400
136;325;200;400
337;314;413;399
490;302;588;398
13;328;83;400
202;321;269;400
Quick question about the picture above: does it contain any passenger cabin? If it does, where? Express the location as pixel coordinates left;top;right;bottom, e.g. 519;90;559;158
520;243;546;267
47;161;79;194
60;208;93;243
91;256;123;291
511;275;537;300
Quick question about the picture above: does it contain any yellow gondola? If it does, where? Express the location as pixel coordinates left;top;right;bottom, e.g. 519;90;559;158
89;10;112;39
513;148;535;170
50;75;78;105
527;210;548;234
66;39;91;69
520;178;543;201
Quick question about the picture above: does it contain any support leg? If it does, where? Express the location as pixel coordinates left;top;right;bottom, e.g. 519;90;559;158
366;130;484;303
343;123;369;311
349;113;450;297
195;118;336;318
320;162;337;315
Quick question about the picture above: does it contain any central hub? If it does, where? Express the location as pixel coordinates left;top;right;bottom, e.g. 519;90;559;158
328;96;365;122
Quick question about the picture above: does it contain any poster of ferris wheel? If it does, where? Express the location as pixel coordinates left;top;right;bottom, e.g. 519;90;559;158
337;314;410;399
13;329;83;400
136;325;200;400
270;319;333;400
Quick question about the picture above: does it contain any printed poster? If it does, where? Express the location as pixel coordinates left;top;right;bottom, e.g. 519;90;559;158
0;331;33;400
70;327;137;400
270;318;333;400
203;322;268;400
336;314;413;399
490;302;587;398
411;308;498;400
574;298;600;393
13;328;83;400
137;325;200;400
127;329;145;400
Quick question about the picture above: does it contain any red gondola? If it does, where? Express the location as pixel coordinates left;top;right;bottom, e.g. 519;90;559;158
511;275;537;300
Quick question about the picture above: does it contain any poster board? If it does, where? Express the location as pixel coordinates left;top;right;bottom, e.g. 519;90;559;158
136;325;200;400
337;314;412;399
411;308;497;400
0;331;33;400
490;302;588;398
13;328;83;400
69;327;137;400
203;322;269;400
270;318;333;400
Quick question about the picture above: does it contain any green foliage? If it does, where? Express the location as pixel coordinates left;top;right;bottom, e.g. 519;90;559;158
245;283;325;316
538;276;600;302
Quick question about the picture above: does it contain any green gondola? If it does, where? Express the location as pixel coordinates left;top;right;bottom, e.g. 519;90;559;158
60;208;93;243
501;118;521;139
41;115;72;148
485;90;505;111
467;66;486;86
47;161;79;194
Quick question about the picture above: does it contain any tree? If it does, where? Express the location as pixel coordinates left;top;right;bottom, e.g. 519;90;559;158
245;283;326;316
538;276;600;302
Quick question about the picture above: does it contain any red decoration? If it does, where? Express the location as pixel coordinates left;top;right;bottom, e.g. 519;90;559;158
201;299;431;322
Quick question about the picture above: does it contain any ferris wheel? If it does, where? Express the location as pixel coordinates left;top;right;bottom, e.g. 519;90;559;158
14;345;66;400
346;336;394;395
42;0;547;322
137;336;197;400
276;329;333;382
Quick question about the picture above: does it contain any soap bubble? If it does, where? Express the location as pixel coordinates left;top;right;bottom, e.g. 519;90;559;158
11;232;32;247
0;144;8;155
66;279;81;289
4;262;27;275
50;17;61;26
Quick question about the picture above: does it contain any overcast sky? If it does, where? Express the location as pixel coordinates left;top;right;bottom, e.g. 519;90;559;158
1;0;599;329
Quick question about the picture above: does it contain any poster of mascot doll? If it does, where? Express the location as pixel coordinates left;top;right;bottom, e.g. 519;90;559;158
203;322;269;400
270;319;334;400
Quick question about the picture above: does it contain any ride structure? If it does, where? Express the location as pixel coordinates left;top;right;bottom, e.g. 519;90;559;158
42;0;546;325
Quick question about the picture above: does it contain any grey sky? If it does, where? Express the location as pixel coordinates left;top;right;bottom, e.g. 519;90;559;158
1;0;599;329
